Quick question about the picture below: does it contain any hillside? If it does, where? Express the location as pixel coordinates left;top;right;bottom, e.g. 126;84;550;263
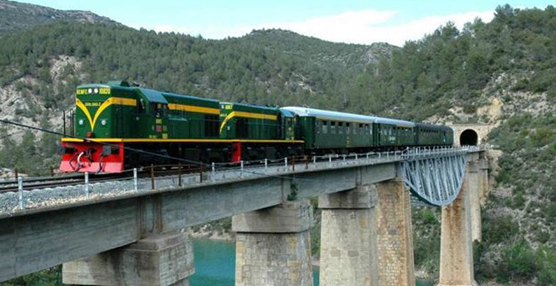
363;5;556;284
0;20;394;174
350;5;556;122
0;3;556;286
242;29;396;72
0;0;119;37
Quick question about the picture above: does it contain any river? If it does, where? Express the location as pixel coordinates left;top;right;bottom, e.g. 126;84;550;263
190;239;435;286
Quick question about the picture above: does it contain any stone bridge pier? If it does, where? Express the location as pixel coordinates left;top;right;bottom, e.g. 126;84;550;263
55;152;487;286
468;159;489;242
438;157;488;286
316;158;487;286
318;179;415;286
232;200;314;286
63;231;195;286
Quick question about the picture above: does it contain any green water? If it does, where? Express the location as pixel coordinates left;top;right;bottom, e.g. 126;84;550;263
417;280;436;286
190;239;320;285
190;239;434;286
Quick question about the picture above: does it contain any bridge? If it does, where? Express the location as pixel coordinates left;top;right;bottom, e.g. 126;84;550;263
0;146;489;286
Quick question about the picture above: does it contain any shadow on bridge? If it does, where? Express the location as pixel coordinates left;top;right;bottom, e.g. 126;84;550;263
0;147;489;286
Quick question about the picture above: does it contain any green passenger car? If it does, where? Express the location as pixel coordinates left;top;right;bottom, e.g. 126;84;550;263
282;106;453;152
416;123;454;146
281;107;376;152
375;118;416;147
63;80;454;173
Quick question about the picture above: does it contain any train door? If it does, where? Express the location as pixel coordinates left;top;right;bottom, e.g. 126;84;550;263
151;103;168;139
282;113;295;140
414;127;419;146
377;124;382;146
115;106;123;137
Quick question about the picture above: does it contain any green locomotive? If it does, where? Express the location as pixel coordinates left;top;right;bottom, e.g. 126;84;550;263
60;81;453;173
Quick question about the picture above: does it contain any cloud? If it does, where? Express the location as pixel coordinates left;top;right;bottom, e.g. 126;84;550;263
133;9;495;46
373;11;496;45
260;10;399;43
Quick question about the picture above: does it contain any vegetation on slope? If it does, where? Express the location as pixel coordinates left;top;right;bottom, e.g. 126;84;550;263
1;3;556;285
355;5;556;121
0;20;390;176
0;0;118;37
389;5;556;284
475;114;556;284
0;23;379;110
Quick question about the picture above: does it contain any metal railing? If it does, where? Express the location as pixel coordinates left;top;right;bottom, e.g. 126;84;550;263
0;146;482;214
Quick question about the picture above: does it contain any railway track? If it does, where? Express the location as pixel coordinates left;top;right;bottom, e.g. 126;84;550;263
0;164;202;194
0;152;399;194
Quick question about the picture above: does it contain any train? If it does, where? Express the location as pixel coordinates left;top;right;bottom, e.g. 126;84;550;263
59;81;454;173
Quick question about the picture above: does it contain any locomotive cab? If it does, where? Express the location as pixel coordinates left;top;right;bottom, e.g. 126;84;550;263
60;81;138;173
133;88;169;139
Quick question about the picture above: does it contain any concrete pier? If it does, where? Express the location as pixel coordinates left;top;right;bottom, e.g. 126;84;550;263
232;200;314;286
62;231;194;286
318;185;378;286
438;169;478;286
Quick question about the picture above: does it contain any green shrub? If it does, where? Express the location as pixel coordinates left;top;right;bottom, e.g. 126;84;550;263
310;219;320;257
482;215;518;244
1;265;62;286
535;231;551;244
536;246;556;286
511;78;529;91
497;240;539;283
531;127;555;147
413;208;441;276
414;208;439;226
511;192;526;209
462;104;477;114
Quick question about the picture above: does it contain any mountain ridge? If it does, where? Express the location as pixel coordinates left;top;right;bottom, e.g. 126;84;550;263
0;3;556;285
0;0;119;37
240;29;398;71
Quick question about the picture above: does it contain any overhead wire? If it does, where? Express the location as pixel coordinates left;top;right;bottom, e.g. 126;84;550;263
0;117;464;192
0;118;467;209
0;118;345;182
0;118;211;166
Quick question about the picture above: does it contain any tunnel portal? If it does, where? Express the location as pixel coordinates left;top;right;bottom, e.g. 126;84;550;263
460;129;479;146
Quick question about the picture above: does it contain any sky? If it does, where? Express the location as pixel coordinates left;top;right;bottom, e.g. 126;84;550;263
19;0;555;46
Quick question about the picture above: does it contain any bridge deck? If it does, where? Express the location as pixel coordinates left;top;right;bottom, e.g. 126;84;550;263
0;146;481;282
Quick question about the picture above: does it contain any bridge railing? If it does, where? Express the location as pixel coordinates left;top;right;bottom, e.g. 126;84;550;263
0;146;481;216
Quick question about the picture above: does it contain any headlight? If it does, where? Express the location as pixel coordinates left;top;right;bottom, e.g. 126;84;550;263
101;119;107;126
87;88;92;94
78;119;84;125
94;88;99;94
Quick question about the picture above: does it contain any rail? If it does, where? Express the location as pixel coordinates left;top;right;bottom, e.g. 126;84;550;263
0;146;481;215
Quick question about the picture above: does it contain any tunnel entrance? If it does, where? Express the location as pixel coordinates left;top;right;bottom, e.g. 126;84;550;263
460;129;478;146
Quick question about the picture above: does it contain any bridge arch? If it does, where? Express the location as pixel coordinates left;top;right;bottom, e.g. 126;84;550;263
460;129;479;146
